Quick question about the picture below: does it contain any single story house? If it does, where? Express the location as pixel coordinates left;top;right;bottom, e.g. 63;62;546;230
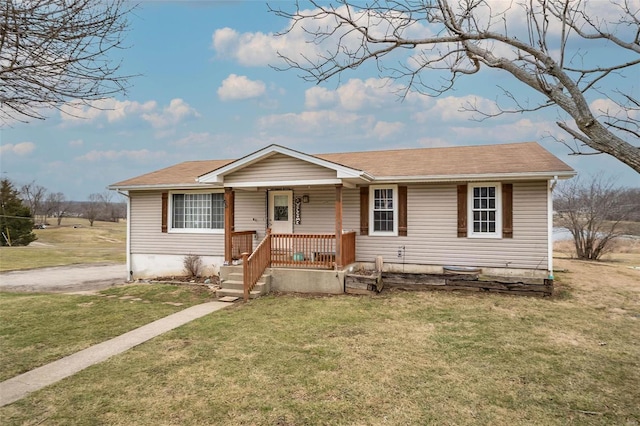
109;142;575;296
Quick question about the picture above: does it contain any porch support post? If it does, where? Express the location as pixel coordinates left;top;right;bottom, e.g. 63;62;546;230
224;187;234;264
335;184;343;269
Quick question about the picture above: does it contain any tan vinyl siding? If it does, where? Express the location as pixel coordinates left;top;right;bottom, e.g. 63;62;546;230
352;182;549;270
234;190;268;239
291;187;340;234
225;153;337;184
130;191;224;256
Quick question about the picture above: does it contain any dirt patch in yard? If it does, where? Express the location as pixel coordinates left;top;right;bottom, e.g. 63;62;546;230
151;275;220;285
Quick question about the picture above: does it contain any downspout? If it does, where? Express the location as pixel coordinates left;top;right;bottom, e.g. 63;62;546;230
117;190;132;282
547;176;558;280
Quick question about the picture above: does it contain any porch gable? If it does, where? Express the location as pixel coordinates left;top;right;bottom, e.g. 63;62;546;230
196;144;372;187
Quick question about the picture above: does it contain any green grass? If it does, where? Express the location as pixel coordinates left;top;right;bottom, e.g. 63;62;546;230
0;284;215;382
0;218;125;271
1;258;639;425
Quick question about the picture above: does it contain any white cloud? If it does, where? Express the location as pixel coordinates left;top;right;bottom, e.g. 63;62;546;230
68;139;84;147
336;78;401;111
60;98;156;125
172;132;213;146
217;74;266;101
75;149;167;162
259;110;369;134
211;5;433;68
412;95;501;124
305;78;404;111
0;142;35;156
450;118;555;144
305;87;337;109
371;121;404;139
142;99;200;129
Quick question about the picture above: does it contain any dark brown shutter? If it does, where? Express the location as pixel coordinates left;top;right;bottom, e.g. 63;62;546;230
398;185;407;236
161;192;168;233
360;186;369;235
457;184;467;238
502;183;513;238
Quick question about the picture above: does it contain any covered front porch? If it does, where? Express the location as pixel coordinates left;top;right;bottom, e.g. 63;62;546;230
223;184;357;300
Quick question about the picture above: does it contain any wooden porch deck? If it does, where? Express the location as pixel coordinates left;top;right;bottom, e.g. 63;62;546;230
231;230;356;300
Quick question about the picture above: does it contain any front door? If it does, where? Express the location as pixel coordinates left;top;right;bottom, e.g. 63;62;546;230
268;190;293;234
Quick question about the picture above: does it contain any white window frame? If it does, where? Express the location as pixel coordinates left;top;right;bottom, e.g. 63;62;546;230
369;184;398;236
468;182;502;239
168;190;225;234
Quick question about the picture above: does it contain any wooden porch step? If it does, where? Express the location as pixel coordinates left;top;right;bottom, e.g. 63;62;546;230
219;264;272;299
217;287;264;300
219;279;270;293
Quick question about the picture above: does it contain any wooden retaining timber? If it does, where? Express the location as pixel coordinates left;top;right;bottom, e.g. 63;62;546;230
382;272;553;297
345;271;383;295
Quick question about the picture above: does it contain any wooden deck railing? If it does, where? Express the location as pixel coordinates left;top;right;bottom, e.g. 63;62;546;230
271;233;352;269
341;231;356;266
241;231;357;301
231;230;256;260
242;232;271;301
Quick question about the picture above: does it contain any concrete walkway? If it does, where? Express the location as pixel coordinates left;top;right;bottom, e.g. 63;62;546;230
0;300;230;407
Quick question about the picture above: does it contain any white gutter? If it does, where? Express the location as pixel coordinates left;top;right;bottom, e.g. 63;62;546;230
108;183;220;192
547;176;558;280
373;170;576;183
117;190;132;282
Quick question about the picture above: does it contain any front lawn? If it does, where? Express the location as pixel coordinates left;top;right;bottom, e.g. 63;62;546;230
0;284;216;381
1;255;638;425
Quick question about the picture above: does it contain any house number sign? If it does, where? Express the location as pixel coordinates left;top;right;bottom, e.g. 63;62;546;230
294;197;302;225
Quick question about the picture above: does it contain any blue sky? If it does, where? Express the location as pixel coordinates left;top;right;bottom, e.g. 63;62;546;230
1;0;638;200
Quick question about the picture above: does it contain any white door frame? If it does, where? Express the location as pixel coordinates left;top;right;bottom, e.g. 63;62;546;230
268;190;293;234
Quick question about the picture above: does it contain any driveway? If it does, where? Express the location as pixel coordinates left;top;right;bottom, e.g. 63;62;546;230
0;263;126;293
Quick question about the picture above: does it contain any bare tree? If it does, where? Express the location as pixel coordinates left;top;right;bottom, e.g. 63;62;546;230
271;0;640;173
45;192;68;226
84;193;102;226
555;175;635;260
20;181;47;223
0;0;134;124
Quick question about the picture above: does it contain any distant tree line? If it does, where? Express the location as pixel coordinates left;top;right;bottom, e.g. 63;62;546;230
1;177;127;246
19;180;126;227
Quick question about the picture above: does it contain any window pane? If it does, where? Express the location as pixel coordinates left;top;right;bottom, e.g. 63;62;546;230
372;187;395;233
211;193;224;229
172;193;224;230
374;211;394;232
172;194;184;228
274;195;288;221
471;185;497;234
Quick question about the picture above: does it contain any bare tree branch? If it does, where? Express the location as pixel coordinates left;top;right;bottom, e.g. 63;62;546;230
0;0;135;124
271;0;640;173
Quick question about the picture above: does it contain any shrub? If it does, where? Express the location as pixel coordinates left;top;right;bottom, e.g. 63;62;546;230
183;254;203;277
